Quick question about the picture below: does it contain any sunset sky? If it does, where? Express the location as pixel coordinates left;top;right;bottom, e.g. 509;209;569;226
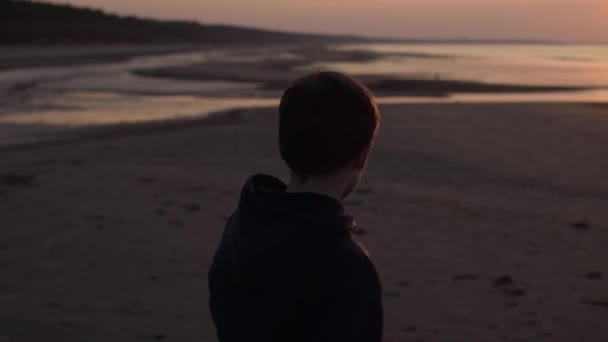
45;0;608;42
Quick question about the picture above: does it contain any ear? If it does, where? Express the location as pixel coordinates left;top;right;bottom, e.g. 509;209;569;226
353;143;372;170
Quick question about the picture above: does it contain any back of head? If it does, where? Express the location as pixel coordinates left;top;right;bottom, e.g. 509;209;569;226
279;71;380;180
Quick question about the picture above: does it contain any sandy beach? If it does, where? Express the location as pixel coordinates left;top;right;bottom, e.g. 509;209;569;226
3;1;608;341
1;102;607;341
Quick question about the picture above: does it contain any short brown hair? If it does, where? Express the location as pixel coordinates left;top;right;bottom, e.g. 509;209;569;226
279;71;380;178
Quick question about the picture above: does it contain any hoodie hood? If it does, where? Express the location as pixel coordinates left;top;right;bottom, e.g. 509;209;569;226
239;174;356;232
228;174;356;263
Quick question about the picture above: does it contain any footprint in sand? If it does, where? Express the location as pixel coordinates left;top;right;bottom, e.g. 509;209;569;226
70;158;85;166
345;199;363;206
355;187;373;195
85;215;125;225
503;289;527;298
1;172;37;186
181;186;208;193
402;325;417;333
58;321;74;328
582;299;608;308
181;203;200;212
570;221;591;231
585;272;603;280
453;273;480;281
33;159;57;166
384;291;401;298
162;200;175;207
494;275;513;286
493;275;527;298
397;281;410;287
220;189;237;196
169;219;184;227
45;301;61;309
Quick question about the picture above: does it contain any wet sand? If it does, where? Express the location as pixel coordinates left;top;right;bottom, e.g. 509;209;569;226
3;43;601;150
1;102;607;342
133;45;593;97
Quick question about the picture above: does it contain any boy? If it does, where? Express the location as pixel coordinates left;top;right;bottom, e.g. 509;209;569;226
209;71;382;342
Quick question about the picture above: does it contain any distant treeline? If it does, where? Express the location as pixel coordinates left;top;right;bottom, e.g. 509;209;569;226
0;0;361;45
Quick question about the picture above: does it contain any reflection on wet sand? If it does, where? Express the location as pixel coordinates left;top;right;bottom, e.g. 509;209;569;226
1;44;608;146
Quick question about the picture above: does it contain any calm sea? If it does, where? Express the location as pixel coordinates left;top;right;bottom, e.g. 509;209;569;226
328;43;608;87
1;43;607;145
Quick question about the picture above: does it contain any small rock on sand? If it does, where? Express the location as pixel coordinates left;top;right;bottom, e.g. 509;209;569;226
494;275;514;286
570;221;591;231
345;199;363;206
45;301;61;309
70;158;85;166
403;325;417;332
355;187;373;195
582;299;608;308
384;291;401;298
181;186;208;193
503;288;527;298
585;272;603;280
1;172;37;186
169;220;184;227
453;273;480;281
182;203;200;212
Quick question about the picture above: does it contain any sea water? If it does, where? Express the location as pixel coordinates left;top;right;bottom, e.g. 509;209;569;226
1;44;607;146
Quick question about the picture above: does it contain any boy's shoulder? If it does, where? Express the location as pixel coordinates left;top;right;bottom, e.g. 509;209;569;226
322;232;380;282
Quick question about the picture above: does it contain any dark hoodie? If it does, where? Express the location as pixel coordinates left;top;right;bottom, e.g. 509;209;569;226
209;174;383;342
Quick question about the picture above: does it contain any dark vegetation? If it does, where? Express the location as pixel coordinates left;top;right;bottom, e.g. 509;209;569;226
0;0;363;45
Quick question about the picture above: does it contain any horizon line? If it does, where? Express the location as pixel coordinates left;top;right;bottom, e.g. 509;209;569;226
23;0;608;45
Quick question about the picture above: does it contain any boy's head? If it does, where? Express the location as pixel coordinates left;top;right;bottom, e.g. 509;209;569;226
279;71;380;199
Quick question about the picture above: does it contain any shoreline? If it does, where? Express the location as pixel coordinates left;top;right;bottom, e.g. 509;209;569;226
1;44;607;154
130;45;599;96
1;44;596;96
1;101;605;152
0;107;250;152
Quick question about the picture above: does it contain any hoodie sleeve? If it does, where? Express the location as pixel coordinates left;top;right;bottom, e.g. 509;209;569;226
300;252;384;342
338;257;384;342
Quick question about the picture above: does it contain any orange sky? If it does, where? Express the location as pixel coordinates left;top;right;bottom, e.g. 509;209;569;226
46;0;608;42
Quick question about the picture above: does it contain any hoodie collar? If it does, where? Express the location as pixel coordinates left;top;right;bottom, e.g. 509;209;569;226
239;174;356;232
